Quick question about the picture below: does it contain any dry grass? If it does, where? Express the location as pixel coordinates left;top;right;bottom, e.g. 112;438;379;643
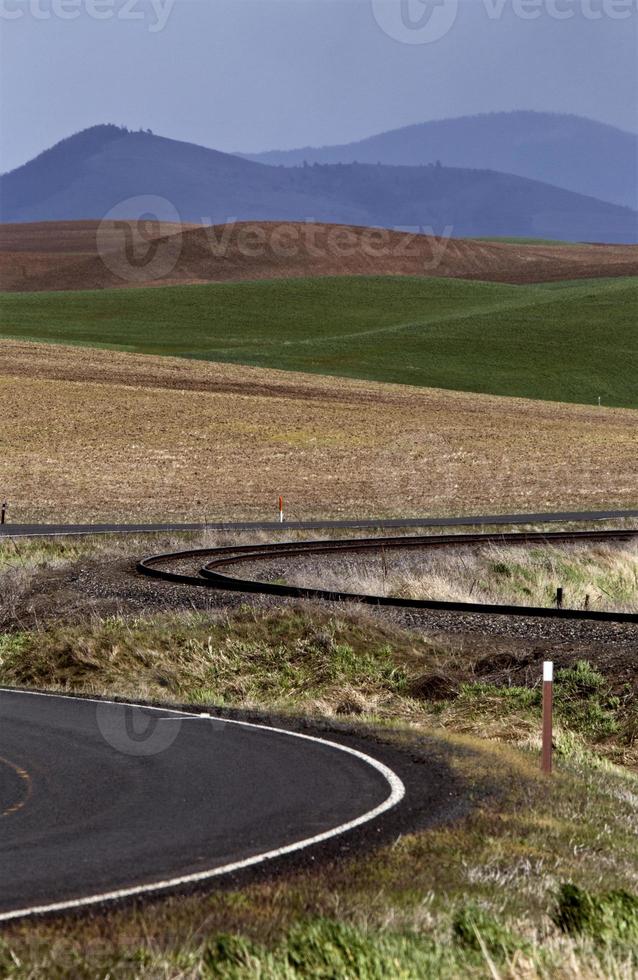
277;540;638;614
0;339;636;524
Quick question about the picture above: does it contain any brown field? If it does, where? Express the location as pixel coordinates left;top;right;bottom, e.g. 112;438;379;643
1;220;637;291
0;339;636;524
0;220;191;291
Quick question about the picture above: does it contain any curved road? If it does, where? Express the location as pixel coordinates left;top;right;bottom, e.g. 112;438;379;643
0;507;637;538
0;689;404;923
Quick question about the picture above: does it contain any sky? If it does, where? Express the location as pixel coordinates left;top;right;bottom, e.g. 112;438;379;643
1;0;637;173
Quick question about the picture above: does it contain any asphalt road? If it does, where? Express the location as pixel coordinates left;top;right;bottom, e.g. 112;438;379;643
0;508;637;538
0;689;404;922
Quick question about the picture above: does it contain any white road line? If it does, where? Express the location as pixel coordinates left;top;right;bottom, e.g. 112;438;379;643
0;687;405;923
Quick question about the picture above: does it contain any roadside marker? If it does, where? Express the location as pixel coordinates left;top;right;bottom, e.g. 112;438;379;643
542;661;553;775
1;502;6;525
279;496;284;523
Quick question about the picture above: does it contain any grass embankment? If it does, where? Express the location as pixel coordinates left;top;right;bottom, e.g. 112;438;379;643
1;275;637;406
1;605;636;766
1;601;637;976
1;340;637;524
282;539;638;614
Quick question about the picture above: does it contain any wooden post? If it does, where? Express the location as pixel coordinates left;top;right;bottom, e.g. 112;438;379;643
542;661;553;775
556;586;563;609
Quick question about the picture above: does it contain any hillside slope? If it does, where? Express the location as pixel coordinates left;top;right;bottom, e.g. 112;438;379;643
1;126;636;243
2;276;636;407
1;221;637;292
245;111;638;211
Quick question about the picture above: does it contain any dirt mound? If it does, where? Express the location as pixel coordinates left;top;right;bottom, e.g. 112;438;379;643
1;220;637;292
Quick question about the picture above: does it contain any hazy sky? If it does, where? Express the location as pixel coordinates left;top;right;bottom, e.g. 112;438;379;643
1;0;637;173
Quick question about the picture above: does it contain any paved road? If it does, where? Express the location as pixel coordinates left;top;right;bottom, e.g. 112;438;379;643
0;508;636;538
0;689;403;922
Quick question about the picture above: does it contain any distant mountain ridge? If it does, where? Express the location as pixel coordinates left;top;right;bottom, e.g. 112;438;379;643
1;124;636;244
243;111;638;211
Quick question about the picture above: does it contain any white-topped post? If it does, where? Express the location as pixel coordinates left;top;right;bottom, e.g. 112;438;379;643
542;661;554;774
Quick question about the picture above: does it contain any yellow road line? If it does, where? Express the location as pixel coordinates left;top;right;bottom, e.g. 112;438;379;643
0;755;32;818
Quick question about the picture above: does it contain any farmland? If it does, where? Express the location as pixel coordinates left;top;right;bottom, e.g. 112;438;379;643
0;339;636;524
1;275;637;407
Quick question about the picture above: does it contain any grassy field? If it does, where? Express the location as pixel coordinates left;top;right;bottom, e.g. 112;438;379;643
1;275;637;407
264;539;638;614
0;340;637;523
1;589;637;977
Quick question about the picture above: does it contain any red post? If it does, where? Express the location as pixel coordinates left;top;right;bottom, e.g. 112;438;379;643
542;661;553;775
278;496;284;524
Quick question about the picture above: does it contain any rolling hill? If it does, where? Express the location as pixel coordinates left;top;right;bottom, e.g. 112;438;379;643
1;275;636;407
1;125;636;243
1;220;637;292
245;111;638;211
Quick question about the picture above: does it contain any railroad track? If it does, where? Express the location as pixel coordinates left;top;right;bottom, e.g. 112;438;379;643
139;527;638;623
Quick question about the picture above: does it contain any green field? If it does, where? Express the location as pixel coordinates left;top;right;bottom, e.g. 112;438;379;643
1;275;637;407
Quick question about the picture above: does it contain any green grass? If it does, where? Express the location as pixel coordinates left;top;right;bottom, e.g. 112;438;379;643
1;275;637;406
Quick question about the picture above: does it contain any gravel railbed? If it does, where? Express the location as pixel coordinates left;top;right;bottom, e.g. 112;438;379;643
13;552;634;649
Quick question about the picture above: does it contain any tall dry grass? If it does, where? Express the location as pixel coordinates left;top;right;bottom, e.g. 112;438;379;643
285;540;638;613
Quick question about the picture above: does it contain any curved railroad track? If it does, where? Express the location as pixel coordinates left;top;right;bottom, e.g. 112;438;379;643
139;527;638;623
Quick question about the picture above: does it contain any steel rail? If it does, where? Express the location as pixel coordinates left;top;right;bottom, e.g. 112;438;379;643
138;528;638;623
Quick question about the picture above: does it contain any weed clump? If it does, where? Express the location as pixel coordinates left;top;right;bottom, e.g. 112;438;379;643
203;934;261;975
286;919;388;977
553;883;638;944
452;904;528;960
554;661;621;741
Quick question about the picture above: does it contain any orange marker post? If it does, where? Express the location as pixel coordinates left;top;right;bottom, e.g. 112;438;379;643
542;661;553;775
